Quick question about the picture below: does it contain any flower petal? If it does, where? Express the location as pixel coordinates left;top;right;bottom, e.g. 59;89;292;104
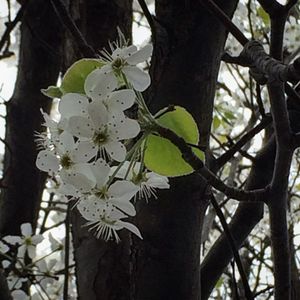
109;180;138;203
85;69;117;99
31;234;44;245
118;220;142;239
107;89;136;112
3;235;22;245
36;150;59;173
68;116;94;138
125;44;153;65
60;170;95;193
111;117;140;140
113;45;137;59
88;101;108;129
105;140;126;162
72;141;97;163
77;197;106;221
90;158;110;188
57;131;75;153
59;93;89;118
123;66;151;91
27;245;37;259
111;199;136;216
21;223;32;237
147;172;170;189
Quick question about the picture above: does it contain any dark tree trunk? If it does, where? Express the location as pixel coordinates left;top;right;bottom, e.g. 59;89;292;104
131;1;238;300
0;0;63;236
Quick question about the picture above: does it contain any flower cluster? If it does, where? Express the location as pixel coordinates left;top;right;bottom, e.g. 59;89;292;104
0;223;67;300
35;41;169;242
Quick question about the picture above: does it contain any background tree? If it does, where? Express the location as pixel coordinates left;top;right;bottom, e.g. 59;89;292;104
0;0;300;300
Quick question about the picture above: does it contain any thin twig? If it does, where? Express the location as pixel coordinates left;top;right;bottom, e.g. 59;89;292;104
63;204;71;300
137;0;156;38
215;116;272;170
210;194;254;300
199;0;248;46
50;0;97;58
0;1;28;55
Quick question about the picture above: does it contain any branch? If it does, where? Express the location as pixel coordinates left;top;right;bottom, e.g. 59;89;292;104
63;204;71;300
215;115;272;170
137;0;156;39
210;195;254;300
0;2;28;55
50;0;97;58
155;125;268;202
199;0;248;46
241;40;300;83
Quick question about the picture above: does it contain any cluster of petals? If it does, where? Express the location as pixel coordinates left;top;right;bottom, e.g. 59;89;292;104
35;42;170;241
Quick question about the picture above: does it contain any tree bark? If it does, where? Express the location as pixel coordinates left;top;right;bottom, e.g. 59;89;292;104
131;1;238;299
0;0;62;236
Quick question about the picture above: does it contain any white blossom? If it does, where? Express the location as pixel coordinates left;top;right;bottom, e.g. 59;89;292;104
68;102;140;162
85;44;153;92
77;199;141;242
3;223;43;259
112;161;170;201
36;131;96;173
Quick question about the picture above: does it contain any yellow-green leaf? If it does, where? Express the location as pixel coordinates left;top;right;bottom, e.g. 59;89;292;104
144;106;204;177
60;59;105;94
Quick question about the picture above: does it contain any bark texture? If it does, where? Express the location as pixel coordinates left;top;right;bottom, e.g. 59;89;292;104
0;0;62;236
130;1;238;300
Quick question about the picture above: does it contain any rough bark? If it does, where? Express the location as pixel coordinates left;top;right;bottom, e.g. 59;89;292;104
0;0;62;236
130;1;238;300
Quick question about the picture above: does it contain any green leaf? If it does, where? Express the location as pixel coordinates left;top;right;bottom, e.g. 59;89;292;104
60;59;105;94
257;6;270;26
41;86;63;99
213;116;221;130
144;106;204;177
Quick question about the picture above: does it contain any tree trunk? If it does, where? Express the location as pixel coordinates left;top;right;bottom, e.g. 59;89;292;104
131;1;238;299
0;0;62;236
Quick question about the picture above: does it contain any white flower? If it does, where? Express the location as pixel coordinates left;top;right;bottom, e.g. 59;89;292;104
36;131;96;173
6;274;27;290
58;93;89;119
68;159;138;216
68;102;140;162
3;223;43;259
85;44;153;92
35;259;57;289
90;89;136;115
0;240;9;253
77;199;141;242
11;290;29;300
35;109;67;150
112;161;170;201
